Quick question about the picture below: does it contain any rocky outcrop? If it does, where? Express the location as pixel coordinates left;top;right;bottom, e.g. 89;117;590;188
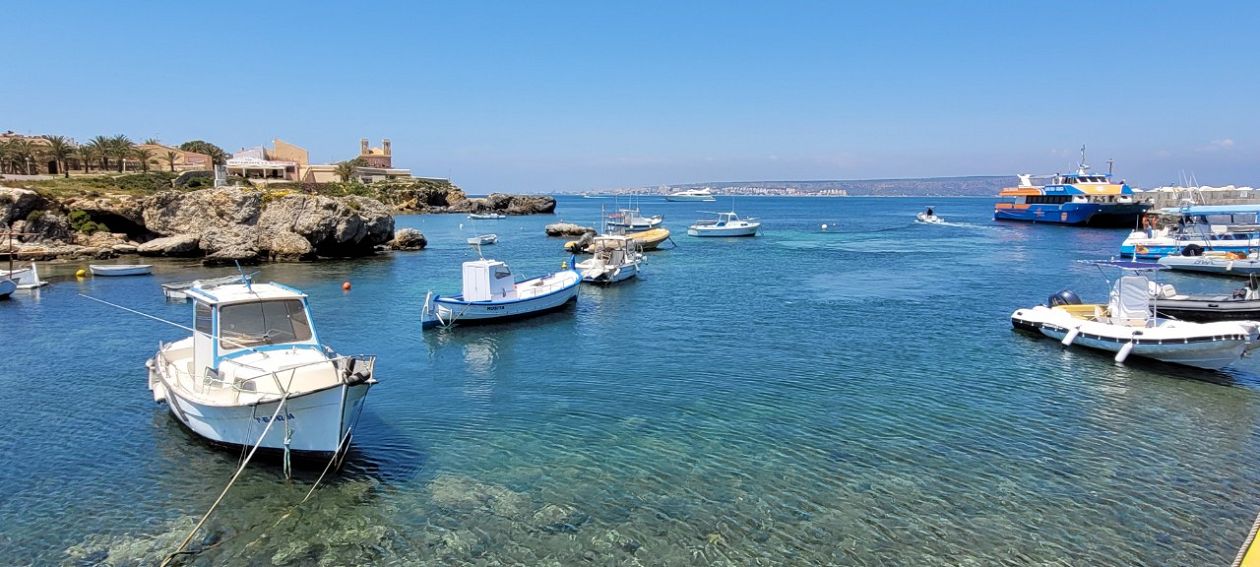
365;179;553;215
545;222;596;237
61;194;147;236
137;234;201;257
142;186;261;237
18;212;74;243
389;228;427;250
484;193;556;215
0;187;49;225
262;231;315;261
257;194;394;257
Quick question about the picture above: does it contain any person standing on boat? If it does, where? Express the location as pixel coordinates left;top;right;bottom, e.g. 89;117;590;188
925;207;934;217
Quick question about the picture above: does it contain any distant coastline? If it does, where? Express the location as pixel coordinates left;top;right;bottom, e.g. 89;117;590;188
573;175;1017;198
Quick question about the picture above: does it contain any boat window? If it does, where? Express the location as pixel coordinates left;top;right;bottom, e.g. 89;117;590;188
494;267;512;280
195;302;212;335
218;299;312;349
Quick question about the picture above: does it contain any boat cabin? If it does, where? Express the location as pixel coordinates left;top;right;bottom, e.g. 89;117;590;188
183;281;322;379
461;259;518;301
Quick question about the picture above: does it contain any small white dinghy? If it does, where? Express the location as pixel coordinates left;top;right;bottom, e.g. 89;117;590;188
688;211;760;237
90;264;153;277
468;213;506;220
1011;260;1260;370
422;258;580;329
915;208;944;224
467;234;498;246
576;235;642;284
145;277;377;457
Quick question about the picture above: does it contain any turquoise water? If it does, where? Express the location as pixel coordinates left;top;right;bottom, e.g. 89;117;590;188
4;196;1260;565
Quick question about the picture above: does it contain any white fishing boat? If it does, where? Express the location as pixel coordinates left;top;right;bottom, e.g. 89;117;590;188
688;211;760;237
421;258;580;329
1158;250;1260;277
0;263;48;290
915;208;944;224
468;212;506;220
145;278;377;457
162;275;244;301
467;234;498;246
1121;205;1260;258
90;264;153;277
665;188;717;202
1010;260;1260;370
0;277;14;299
606;208;663;231
576;235;642;284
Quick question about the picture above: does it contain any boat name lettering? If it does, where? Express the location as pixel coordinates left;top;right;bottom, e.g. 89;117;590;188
255;413;297;423
485;305;505;311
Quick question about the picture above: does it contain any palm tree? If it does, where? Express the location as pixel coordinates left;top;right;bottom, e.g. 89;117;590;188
78;142;98;173
163;150;179;172
334;160;359;182
0;141;11;175
109;134;134;172
133;147;154;172
41;135;75;178
144;137;159;145
89;135;112;171
8;140;36;174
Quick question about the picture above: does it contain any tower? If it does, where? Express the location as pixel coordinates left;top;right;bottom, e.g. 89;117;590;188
383;139;391;156
360;138;369;156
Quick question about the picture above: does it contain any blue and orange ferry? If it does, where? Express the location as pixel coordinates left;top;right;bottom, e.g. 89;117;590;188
994;149;1148;227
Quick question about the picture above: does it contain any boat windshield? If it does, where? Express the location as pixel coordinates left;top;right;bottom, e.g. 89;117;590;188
219;299;312;349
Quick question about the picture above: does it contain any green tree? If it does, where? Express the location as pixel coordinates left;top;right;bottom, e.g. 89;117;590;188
133;146;154;172
88;135;112;171
41;135;76;178
333;157;367;182
164;150;179;172
0;141;11;174
8;140;37;174
109;134;134;172
178;140;228;166
144;137;160;145
77;142;97;173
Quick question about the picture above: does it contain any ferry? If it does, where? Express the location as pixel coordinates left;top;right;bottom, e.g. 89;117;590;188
993;148;1147;227
665;188;717;202
1121;204;1260;259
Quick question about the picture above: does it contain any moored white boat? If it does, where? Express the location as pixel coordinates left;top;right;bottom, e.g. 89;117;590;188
688;211;760;237
1121;205;1260;259
467;234;498;246
606;208;663;231
0;278;14;299
1157;250;1260;277
1010;261;1260;370
665;188;717;202
90;264;153;277
576;235;642;284
145;278;377;456
469;213;506;220
162;275;244;301
0;263;48;289
421;258;580;329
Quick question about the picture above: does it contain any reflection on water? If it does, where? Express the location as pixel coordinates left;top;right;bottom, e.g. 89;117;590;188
2;197;1260;565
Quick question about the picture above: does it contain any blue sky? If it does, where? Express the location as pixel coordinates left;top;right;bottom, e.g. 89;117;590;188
3;1;1257;191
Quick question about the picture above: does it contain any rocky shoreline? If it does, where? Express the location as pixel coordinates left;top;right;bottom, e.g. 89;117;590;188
0;180;554;264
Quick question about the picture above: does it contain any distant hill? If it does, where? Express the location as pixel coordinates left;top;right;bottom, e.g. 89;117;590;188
662;175;1016;197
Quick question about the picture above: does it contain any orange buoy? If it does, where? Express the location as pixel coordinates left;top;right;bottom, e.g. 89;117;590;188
342;281;352;291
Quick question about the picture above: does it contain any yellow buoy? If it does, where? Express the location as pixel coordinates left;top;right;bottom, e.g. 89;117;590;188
76;268;87;278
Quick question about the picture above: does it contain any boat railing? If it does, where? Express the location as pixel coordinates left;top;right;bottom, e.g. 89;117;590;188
173;355;367;402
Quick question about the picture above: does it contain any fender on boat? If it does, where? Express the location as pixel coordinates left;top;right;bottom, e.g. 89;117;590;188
1115;341;1135;364
1061;327;1081;346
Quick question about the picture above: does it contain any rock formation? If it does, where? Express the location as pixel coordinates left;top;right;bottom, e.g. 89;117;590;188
389;228;428;250
545;222;596;237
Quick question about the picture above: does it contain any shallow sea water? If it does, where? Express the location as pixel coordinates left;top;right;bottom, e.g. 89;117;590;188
3;196;1260;565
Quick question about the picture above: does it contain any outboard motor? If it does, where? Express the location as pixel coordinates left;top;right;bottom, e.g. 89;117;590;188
1048;289;1083;307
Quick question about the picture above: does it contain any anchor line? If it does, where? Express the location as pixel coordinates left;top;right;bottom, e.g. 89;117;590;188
1232;507;1260;567
161;393;291;567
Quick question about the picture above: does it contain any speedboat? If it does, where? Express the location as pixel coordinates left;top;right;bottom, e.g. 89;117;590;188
421;258;580;329
1158;250;1260;277
665;188;717;202
606;208;663;231
1122;205;1260;259
994;147;1147;227
467;234;498;246
688;211;760;237
576;236;642;284
1010;260;1260;370
161;274;243;301
468;213;506;220
146;278;377;457
90;264;153;277
0;278;14;299
1149;278;1260;322
915;211;944;224
0;263;48;289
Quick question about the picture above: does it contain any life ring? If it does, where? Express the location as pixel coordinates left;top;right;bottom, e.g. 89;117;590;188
1135;244;1149;255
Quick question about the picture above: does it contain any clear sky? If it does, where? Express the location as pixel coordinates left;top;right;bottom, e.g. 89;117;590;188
3;1;1257;192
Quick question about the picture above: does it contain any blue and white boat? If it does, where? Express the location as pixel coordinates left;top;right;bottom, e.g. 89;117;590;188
421;258;580;329
994;147;1147;227
1121;205;1260;259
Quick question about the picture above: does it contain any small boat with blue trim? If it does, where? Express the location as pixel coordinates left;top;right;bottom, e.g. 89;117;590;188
688;211;760;237
994;147;1147;227
1121;204;1260;259
0;277;14;299
1011;260;1260;370
146;277;377;457
1158;250;1260;277
421;258;580;329
606;208;663;231
90;264;153;277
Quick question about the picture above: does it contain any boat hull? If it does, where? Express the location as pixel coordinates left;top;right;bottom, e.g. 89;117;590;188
90;265;153;277
154;379;373;456
422;273;580;329
1011;306;1257;370
0;278;14;298
1;266;47;289
1154;299;1260;322
665;195;716;202
688;225;759;237
994;202;1147;227
1157;255;1260;276
580;263;639;284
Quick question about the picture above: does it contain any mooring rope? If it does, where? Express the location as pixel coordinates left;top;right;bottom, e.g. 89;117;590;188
160;393;291;567
1231;506;1260;567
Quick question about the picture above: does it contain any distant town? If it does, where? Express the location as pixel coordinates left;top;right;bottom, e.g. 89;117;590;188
580;175;1017;198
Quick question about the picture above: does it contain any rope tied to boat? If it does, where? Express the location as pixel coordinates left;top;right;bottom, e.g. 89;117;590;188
160;392;291;567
